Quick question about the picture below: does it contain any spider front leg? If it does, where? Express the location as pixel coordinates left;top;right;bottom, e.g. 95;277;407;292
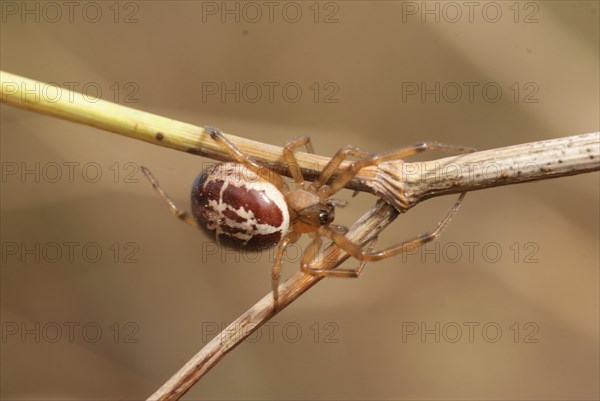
284;136;314;190
323;142;475;198
140;166;200;229
271;231;301;309
205;126;289;193
309;145;374;194
301;234;378;278
319;193;467;262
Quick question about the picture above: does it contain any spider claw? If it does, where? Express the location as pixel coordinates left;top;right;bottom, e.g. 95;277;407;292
204;125;221;138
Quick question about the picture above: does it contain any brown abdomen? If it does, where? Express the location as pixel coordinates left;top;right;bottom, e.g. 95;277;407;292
191;163;290;251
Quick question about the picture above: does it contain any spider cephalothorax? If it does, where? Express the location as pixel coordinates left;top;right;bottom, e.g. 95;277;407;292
286;190;336;232
142;126;471;308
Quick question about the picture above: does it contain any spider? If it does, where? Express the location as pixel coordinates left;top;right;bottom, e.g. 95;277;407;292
141;126;470;308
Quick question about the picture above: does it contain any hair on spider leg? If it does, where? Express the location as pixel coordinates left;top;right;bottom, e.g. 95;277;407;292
142;126;471;309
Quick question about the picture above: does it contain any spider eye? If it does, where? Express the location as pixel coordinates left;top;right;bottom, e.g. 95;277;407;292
318;209;329;225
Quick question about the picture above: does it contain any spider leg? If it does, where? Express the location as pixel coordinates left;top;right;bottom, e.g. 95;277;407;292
205;126;289;193
323;142;475;198
328;224;349;235
284;136;314;190
302;235;379;278
299;234;323;275
272;231;301;309
141;166;200;229
318;192;467;262
310;145;374;194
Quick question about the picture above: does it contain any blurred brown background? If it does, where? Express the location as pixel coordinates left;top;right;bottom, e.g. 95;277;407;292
1;1;598;400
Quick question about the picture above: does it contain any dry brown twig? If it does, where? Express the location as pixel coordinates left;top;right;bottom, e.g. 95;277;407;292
1;71;599;400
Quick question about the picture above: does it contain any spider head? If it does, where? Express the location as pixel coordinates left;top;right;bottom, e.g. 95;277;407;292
287;191;346;231
297;203;335;227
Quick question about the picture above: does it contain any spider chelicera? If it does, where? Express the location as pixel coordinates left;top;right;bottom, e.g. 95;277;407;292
141;127;470;308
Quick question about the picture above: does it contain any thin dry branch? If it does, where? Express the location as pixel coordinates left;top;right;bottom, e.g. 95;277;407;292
1;71;599;401
375;132;600;209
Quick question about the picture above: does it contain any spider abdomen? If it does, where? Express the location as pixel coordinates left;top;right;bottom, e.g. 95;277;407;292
191;162;290;251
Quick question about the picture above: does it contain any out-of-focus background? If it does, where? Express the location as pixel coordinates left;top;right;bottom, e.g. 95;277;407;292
1;1;598;400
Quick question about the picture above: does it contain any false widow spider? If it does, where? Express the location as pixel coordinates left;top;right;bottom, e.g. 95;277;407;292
141;127;470;308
